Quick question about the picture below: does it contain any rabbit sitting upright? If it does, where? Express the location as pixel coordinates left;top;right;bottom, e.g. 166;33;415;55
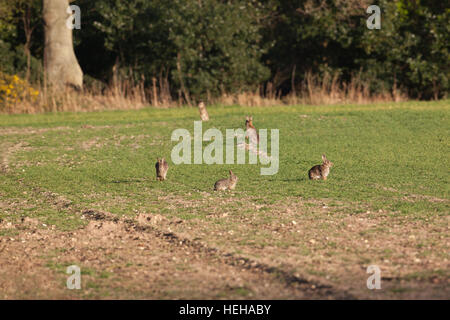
245;115;259;144
155;158;169;181
308;154;333;180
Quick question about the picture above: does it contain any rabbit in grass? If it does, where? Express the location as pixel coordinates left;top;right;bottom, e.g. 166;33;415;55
308;154;333;180
214;170;238;191
155;158;169;181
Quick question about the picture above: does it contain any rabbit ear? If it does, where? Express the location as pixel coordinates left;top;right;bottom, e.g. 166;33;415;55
161;157;165;162
245;116;249;121
322;154;327;162
249;116;253;121
229;170;233;176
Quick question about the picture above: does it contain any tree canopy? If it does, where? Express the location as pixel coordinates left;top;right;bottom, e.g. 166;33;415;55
0;0;448;100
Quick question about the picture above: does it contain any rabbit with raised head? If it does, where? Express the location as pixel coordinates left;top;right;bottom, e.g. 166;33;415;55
214;170;238;191
155;158;169;181
245;115;259;144
198;101;209;121
308;154;333;180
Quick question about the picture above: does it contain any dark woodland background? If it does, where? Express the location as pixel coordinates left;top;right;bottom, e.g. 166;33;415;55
0;0;448;104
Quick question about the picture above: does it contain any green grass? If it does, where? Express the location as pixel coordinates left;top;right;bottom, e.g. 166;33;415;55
1;100;448;230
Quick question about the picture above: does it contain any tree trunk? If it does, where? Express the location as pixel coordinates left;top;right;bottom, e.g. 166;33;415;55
43;0;82;89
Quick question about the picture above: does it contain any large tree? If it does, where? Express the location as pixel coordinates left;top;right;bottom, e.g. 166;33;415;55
43;0;82;89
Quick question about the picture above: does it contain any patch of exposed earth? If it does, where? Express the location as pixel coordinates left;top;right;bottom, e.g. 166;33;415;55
0;212;346;299
152;193;450;299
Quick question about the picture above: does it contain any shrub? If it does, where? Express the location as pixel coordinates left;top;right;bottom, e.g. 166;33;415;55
0;71;39;109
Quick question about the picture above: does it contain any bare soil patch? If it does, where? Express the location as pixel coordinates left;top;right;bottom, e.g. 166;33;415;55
152;195;449;299
0;210;345;299
0;126;73;136
1;142;30;172
378;185;449;203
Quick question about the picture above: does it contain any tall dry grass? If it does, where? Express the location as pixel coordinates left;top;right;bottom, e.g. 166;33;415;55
1;78;148;114
288;72;407;105
1;72;408;114
214;72;407;107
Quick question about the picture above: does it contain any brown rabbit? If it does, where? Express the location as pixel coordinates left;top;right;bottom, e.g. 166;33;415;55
245;115;259;144
155;158;169;181
214;170;238;191
198;101;209;121
308;154;333;180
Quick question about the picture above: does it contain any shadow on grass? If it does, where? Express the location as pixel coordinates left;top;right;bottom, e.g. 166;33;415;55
280;178;304;182
110;178;147;184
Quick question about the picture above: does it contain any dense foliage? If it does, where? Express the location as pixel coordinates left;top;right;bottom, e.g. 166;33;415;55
0;0;448;101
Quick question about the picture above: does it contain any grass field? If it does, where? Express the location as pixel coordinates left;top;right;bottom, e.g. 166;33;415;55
0;100;449;299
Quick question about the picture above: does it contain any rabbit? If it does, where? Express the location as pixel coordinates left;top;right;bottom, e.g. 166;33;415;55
245;115;260;144
155;157;169;181
214;170;238;191
308;154;333;180
198;101;209;121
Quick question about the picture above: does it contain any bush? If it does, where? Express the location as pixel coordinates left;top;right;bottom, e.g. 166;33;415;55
0;41;43;84
0;71;39;109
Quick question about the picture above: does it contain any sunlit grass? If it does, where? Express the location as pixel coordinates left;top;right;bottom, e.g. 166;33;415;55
0;100;448;230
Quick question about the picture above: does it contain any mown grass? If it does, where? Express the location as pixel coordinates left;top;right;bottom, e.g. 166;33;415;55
1;100;448;228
